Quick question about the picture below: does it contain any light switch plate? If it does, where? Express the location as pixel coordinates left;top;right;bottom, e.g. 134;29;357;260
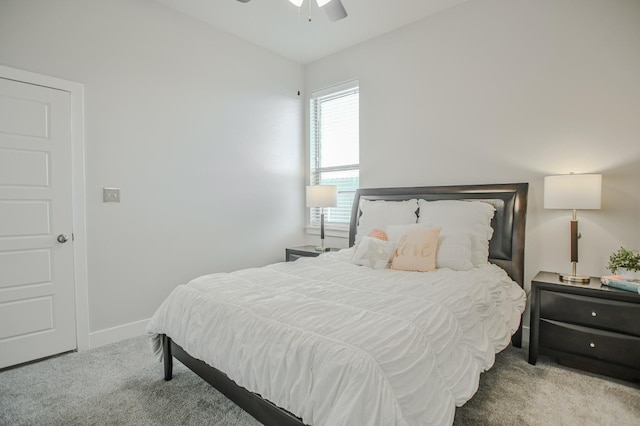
103;187;120;203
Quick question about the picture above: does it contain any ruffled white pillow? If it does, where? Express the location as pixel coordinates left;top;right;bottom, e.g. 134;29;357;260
355;199;418;244
417;200;495;265
436;232;473;271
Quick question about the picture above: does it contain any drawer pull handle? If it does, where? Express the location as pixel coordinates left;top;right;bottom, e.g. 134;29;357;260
589;342;596;348
591;311;597;317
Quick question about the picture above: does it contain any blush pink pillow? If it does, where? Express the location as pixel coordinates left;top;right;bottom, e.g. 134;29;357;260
368;228;388;241
390;227;441;272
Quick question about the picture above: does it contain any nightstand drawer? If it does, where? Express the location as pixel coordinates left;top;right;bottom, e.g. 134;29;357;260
540;291;640;336
540;320;640;369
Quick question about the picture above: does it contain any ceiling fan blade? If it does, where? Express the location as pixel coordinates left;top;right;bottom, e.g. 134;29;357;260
322;0;348;21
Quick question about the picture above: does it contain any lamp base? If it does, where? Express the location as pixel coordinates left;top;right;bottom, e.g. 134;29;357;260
559;273;591;283
315;246;330;252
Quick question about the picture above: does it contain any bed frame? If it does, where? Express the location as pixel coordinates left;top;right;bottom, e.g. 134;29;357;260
161;182;529;426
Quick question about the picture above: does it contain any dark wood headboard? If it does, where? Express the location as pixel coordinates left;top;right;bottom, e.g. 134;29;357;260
348;183;529;289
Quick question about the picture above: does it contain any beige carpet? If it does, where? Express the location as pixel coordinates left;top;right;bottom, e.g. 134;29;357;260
1;336;638;425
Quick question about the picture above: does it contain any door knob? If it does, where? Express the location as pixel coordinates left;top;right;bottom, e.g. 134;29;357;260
57;234;69;243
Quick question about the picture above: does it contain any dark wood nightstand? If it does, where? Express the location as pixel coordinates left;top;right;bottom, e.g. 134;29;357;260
285;245;339;262
528;271;640;381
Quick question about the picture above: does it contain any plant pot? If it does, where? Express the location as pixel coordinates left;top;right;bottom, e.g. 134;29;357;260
616;268;639;280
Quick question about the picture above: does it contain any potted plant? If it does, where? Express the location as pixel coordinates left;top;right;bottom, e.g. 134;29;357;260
607;247;640;280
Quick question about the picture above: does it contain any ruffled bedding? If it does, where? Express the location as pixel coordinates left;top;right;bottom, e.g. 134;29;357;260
147;249;526;426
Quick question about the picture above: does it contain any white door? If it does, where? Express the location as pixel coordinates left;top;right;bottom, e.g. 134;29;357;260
0;77;76;369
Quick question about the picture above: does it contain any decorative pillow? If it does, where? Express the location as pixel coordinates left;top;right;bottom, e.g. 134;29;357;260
368;228;388;241
352;236;396;269
386;224;473;271
355;199;418;244
417;200;495;265
390;226;441;272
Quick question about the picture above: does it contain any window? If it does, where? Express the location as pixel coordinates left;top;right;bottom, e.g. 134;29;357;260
310;81;359;227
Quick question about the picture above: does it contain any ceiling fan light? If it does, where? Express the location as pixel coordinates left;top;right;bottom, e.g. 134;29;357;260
289;0;304;6
316;0;331;6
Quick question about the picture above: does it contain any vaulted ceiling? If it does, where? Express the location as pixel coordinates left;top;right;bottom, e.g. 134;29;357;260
154;0;469;63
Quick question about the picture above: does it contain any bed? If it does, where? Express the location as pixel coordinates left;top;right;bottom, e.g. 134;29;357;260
147;182;528;426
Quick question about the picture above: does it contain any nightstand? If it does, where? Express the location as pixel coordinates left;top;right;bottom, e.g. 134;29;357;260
285;245;338;262
528;271;640;381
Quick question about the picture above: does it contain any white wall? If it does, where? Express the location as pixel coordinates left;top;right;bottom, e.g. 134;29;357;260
305;0;640;316
0;0;305;339
2;0;638;344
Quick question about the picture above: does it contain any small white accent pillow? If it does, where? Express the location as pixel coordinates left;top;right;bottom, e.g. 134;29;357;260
355;199;418;244
386;224;473;271
417;200;495;265
352;236;396;269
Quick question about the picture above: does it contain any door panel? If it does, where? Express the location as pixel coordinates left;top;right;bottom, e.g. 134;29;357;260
0;201;51;236
0;297;54;340
0;250;51;288
0;95;49;138
0;77;76;369
0;148;50;186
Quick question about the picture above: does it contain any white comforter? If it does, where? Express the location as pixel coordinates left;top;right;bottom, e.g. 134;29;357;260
147;249;526;426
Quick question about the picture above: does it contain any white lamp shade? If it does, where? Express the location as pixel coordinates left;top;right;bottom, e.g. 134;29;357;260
544;174;602;210
288;0;304;6
306;185;338;208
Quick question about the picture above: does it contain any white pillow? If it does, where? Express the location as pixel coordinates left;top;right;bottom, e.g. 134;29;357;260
355;199;418;244
386;224;473;271
437;232;473;271
386;223;424;243
352;236;396;269
417;199;495;265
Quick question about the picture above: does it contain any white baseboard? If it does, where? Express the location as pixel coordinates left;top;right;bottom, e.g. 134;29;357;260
89;318;150;349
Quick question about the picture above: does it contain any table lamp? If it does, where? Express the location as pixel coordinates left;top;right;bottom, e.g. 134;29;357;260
544;173;602;282
306;185;338;252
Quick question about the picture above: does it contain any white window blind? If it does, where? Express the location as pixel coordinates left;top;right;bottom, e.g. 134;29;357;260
310;81;359;227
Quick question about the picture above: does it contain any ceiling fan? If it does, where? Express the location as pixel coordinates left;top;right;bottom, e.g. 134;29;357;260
236;0;348;22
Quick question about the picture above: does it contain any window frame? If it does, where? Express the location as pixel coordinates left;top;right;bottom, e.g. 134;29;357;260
308;79;360;233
